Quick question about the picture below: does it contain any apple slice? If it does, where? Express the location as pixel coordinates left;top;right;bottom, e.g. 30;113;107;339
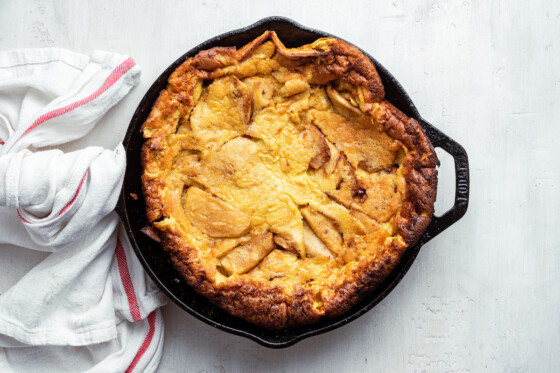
326;85;363;118
303;221;334;258
302;124;331;169
183;187;251;238
326;152;366;207
220;232;274;275
300;206;343;256
272;222;305;258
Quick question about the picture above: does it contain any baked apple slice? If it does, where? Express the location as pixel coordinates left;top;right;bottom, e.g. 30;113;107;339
302;124;331;169
300;206;343;256
183;187;251;238
326;84;362;117
326;152;366;207
272;222;306;258
220;232;274;275
302;221;334;258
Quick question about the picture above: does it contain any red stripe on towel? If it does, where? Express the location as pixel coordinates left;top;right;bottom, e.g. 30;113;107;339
116;238;142;322
16;57;135;142
17;170;89;224
16;209;30;224
125;311;157;373
57;170;88;217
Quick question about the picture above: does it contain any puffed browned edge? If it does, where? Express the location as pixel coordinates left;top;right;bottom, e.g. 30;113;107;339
140;31;438;329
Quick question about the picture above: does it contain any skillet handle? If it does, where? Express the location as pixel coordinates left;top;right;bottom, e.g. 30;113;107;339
420;119;469;240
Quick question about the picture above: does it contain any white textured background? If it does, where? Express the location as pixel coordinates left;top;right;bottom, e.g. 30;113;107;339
1;1;559;372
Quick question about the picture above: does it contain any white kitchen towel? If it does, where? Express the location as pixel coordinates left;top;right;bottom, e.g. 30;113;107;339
0;48;167;372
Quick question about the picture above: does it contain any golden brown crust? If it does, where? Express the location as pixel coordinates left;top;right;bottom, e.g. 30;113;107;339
375;101;439;244
141;32;437;329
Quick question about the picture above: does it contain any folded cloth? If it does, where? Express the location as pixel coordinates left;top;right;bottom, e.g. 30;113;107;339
0;48;167;372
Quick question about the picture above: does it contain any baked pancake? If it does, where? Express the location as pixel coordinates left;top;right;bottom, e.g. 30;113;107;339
141;31;438;328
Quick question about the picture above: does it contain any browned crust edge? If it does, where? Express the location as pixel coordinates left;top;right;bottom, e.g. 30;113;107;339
140;31;438;329
375;101;439;245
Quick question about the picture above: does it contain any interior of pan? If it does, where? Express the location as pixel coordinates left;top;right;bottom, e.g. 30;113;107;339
120;16;439;348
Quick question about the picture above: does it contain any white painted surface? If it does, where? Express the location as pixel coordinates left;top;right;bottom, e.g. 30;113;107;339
1;1;559;371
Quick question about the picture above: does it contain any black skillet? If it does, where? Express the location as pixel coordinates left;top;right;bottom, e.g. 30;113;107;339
116;16;470;348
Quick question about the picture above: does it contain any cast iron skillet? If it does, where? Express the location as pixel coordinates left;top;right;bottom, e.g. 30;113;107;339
116;16;470;348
